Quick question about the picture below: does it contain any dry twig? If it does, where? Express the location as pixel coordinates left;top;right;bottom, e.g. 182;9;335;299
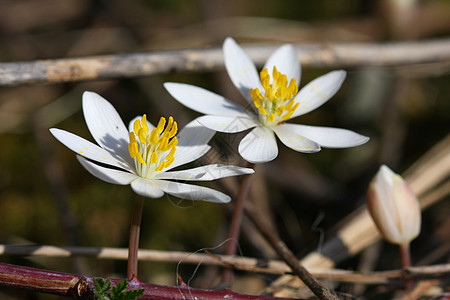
1;39;450;86
1;244;449;286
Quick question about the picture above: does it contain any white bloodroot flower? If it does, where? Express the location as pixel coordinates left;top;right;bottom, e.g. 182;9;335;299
50;91;254;203
367;165;421;245
165;37;369;163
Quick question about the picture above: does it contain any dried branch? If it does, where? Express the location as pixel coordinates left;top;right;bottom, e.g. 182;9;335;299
1;245;449;286
0;262;294;300
1;39;450;86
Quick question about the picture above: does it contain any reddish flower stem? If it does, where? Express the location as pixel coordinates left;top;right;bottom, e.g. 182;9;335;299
222;163;254;285
399;242;414;289
127;196;145;281
0;262;295;299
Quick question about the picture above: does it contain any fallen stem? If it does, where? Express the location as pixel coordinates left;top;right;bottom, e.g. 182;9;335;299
0;262;295;299
127;196;145;281
245;205;339;300
222;163;254;284
1;245;449;284
2;39;450;86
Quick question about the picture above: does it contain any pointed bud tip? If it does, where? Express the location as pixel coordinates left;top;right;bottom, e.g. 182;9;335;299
367;165;421;245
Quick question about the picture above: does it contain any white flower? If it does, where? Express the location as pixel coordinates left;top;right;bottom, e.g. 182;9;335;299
50;91;254;203
367;165;421;245
164;37;369;163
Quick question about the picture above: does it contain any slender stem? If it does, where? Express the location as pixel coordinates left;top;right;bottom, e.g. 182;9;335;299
399;243;411;269
0;262;296;299
399;242;414;289
245;205;339;300
127;196;145;281
222;163;254;285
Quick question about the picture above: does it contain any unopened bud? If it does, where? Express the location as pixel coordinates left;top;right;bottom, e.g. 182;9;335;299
367;165;421;245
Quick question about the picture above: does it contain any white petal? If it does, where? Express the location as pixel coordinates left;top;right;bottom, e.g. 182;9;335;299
272;124;321;153
238;126;278;163
156;180;230;203
77;155;137;185
130;177;165;198
82;91;133;166
276;123;369;148
197;115;257;133
263;44;300;85
292;70;347;118
156;164;254;181
128;115;155;134
163;83;249;117
223;37;261;103
50;128;133;171
167;118;215;170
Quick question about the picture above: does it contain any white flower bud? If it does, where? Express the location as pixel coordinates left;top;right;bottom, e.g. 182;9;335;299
367;165;421;245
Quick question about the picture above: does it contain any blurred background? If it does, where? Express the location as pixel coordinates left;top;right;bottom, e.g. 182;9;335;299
0;0;449;299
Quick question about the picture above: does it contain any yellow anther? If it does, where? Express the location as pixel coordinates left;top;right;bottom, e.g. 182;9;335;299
155;162;165;172
150;128;159;144
285;100;294;110
258;106;267;115
158;137;168;151
291;102;300;112
166;117;174;134
268;113;275;123
260;68;270;84
282;111;293;120
133;119;141;134
278;74;287;89
253;99;261;109
282;103;299;120
142;114;149;132
168;121;177;138
260;69;270;94
276;106;285;116
165;156;175;166
129;133;145;164
250;89;264;109
156;117;166;134
288;79;298;95
272;66;279;80
167;146;176;158
167;136;178;149
150;152;158;164
138;129;146;144
128;134;137;156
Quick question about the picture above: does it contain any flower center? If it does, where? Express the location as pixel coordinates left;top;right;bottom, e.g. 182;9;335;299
128;115;178;179
249;66;299;127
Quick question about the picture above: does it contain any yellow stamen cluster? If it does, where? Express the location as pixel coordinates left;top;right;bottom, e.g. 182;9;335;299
128;115;178;178
249;66;299;127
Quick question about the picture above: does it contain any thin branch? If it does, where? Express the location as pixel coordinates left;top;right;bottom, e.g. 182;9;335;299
0;244;291;272
1;39;450;86
1;245;449;285
0;262;295;300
